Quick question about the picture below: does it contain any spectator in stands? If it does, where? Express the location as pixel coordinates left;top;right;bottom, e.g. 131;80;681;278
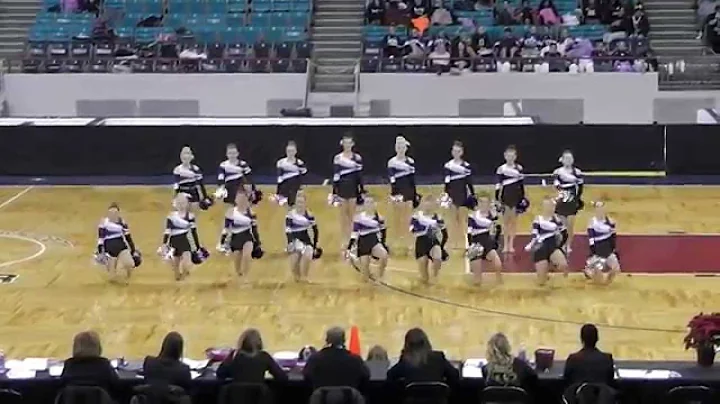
430;3;454;25
542;42;566;71
537;0;561;25
92;17;115;42
403;29;428;67
516;0;536;24
367;0;386;25
451;35;477;70
471;26;493;56
62;0;79;13
696;0;717;39
143;331;192;390
366;345;391;372
610;39;635;71
609;6;632;34
384;25;404;57
581;0;601;24
216;328;288;383
566;36;594;72
518;29;542;71
61;331;118;393
429;40;452;73
563;324;615;386
707;6;720;52
495;1;517;25
630;7;650;36
410;0;429;18
482;333;537;393
386;328;460;385
495;27;519;59
303;327;370;390
80;0;100;16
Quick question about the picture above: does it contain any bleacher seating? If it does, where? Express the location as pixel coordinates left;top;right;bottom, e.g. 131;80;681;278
361;0;653;73
23;0;313;73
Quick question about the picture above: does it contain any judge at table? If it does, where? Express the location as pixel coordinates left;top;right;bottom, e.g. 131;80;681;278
61;331;119;393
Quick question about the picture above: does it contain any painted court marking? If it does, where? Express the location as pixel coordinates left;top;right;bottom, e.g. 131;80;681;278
0;186;47;275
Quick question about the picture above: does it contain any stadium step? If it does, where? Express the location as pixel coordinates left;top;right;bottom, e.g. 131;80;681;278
0;0;41;62
650;30;701;39
642;1;695;10
643;0;705;56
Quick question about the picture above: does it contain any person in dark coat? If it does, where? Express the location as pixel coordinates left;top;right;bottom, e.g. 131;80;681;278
61;331;119;393
143;331;192;390
217;328;288;383
563;324;615;386
386;328;460;385
303;327;370;390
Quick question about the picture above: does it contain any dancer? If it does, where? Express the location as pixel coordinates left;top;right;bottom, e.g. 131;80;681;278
330;133;365;252
467;195;503;286
221;190;264;278
347;196;388;281
173;146;212;211
524;197;569;286
553;150;584;253
585;201;621;284
285;192;322;282
410;196;448;284
441;141;476;250
95;203;141;283
388;135;419;252
495;145;528;254
215;143;256;250
159;193;209;281
273;140;308;207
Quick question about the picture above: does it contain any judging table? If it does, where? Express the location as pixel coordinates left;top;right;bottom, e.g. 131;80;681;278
0;359;719;404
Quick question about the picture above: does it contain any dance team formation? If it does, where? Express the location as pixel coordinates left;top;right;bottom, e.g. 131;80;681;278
94;135;621;286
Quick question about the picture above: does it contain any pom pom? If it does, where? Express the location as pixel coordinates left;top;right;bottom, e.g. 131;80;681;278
132;250;142;267
516;197;530;214
191;247;210;264
199;198;214;210
251;245;264;259
465;243;485;261
213;187;228;200
437;193;452;209
327;193;341;207
93;252;110;267
312;247;323;259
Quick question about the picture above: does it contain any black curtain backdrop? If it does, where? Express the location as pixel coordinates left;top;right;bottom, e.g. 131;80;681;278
0;125;677;179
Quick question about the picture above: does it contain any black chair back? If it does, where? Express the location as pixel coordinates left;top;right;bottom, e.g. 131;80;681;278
218;382;273;404
666;386;716;404
562;383;616;404
309;386;365;404
481;386;530;404
0;389;23;404
131;384;190;404
54;386;114;404
404;382;450;404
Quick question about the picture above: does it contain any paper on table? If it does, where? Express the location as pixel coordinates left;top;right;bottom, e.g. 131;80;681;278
49;365;64;377
182;358;209;370
461;358;487;379
4;360;24;370
23;358;49;371
7;369;37;379
617;368;676;379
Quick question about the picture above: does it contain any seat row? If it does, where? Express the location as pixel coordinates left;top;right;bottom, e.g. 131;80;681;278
20;57;308;73
362;24;609;42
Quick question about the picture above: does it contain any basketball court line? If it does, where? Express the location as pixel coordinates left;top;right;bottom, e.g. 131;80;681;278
0;185;34;210
0;186;48;276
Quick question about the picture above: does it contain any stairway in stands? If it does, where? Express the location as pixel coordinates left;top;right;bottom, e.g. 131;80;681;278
309;0;363;93
0;0;40;63
644;0;703;56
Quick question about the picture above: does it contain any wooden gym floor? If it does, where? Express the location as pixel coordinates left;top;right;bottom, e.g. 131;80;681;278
0;184;718;362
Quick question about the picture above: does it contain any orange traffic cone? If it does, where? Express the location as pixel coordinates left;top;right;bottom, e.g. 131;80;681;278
349;325;361;357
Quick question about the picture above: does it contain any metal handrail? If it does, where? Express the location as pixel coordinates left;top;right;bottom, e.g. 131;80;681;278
303;57;312;108
353;59;360;116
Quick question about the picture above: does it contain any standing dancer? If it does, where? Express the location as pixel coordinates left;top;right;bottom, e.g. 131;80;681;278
95;203;141;283
330;133;365;253
495;145;528;254
585;201;621;284
221;190;263;279
273;140;308;207
215;143;256;251
388;135;420;252
441;141;476;250
410;197;448;284
159;193;210;281
173;146;213;211
466;195;503;286
553;150;584;254
524;197;569;286
285;192;322;282
346;196;388;281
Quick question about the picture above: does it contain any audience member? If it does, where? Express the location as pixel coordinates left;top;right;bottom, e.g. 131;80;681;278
367;0;386;25
542;42;566;71
61;331;119;392
537;0;561;25
366;345;391;372
410;0;429;18
428;40;452;73
482;333;537;393
386;328;460;385
303;327;370;390
630;7;650;36
143;332;192;390
403;29;428;66
495;1;517;25
609;7;632;34
494;27;519;59
707;6;720;52
563;324;615;386
430;4;454;26
581;0;601;24
516;0;535;25
383;25;404;57
216;328;288;382
471;26;493;56
451;35;476;69
696;0;717;38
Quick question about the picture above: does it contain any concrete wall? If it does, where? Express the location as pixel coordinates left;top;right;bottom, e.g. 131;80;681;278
4;74;307;117
359;73;720;124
